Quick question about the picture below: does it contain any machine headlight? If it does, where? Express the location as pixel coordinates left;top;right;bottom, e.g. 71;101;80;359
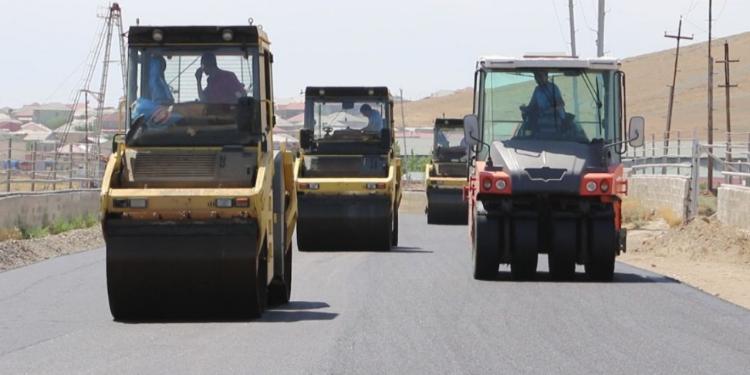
585;181;598;193
152;29;163;42
600;180;610;193
482;178;492;191
216;198;233;208
221;29;233;41
113;199;128;208
494;179;507;191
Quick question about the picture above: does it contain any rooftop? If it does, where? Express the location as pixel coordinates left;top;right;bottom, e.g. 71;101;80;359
477;56;620;70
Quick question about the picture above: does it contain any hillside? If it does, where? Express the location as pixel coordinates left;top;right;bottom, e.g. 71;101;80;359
400;88;473;126
623;31;750;139
398;32;750;138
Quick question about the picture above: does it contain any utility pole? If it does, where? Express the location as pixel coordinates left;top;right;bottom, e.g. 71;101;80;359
664;17;693;153
707;0;715;193
399;89;408;180
568;0;577;56
84;90;89;183
569;0;581;120
597;0;605;57
716;41;739;162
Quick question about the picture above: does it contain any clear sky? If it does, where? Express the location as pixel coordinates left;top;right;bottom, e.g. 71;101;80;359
0;0;747;108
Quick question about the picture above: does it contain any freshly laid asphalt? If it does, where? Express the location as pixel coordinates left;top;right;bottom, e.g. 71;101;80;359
1;213;749;374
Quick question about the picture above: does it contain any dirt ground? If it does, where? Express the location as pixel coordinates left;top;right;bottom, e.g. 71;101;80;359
622;217;750;310
0;226;103;272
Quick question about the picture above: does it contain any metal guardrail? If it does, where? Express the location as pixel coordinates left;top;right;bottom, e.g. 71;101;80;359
630;163;692;170
623;130;750;220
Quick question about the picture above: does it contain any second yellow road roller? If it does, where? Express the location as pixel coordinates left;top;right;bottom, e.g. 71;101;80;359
295;87;402;251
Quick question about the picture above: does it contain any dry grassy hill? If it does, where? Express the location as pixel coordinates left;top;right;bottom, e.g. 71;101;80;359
623;32;750;139
401;32;750;139
401;88;473;126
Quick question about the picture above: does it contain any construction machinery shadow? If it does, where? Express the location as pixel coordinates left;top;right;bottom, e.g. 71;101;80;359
481;270;680;284
261;301;339;323
115;301;337;324
299;246;432;254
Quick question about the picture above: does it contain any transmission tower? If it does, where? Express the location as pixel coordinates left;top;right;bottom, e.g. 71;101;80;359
53;3;126;188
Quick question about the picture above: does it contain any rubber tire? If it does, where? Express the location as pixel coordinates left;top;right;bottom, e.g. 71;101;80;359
548;220;577;281
585;219;616;282
391;206;399;247
472;212;500;280
269;153;291;306
511;219;539;280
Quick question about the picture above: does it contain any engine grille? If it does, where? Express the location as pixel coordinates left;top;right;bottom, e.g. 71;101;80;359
524;167;567;182
133;153;217;179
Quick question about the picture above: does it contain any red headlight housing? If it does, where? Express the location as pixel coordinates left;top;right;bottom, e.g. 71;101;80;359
478;171;511;194
580;173;615;196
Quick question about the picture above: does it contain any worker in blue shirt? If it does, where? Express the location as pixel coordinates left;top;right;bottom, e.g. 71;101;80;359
131;54;180;131
521;71;565;122
360;104;384;132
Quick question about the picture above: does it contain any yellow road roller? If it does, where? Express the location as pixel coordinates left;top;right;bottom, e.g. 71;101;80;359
425;118;469;224
100;25;297;319
295;87;402;251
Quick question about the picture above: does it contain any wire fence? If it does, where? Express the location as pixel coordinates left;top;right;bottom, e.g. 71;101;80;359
0;138;105;193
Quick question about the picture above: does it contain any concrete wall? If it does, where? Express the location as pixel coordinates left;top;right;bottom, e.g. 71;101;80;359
0;190;99;230
718;185;750;231
628;175;690;221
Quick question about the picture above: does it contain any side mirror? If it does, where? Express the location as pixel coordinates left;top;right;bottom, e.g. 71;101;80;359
380;128;392;149
299;128;314;150
236;97;262;135
463;114;480;148
628;116;645;148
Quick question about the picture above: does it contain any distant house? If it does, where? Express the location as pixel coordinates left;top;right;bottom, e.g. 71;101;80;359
0;121;22;132
100;110;122;130
20;122;52;134
50;128;87;144
276;102;305;120
287;112;305;125
13;103;73;128
34;109;73;128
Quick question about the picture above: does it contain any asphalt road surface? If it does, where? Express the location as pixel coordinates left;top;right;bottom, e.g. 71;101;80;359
1;213;749;374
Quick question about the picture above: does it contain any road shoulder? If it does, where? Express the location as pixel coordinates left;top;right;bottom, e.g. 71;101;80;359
0;226;103;271
621;217;750;310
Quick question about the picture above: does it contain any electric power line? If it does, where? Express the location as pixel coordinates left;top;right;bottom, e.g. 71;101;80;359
551;0;571;48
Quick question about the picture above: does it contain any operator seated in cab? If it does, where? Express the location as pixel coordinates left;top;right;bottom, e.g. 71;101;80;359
195;52;247;103
131;54;180;129
359;104;384;133
435;128;467;161
519;71;566;137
